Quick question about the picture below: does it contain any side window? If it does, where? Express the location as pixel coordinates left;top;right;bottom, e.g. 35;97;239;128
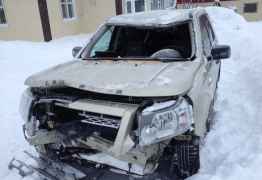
90;27;114;57
199;15;212;56
0;0;7;25
206;19;216;44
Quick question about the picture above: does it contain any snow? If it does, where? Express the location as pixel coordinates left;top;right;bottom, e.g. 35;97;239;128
1;7;262;180
107;8;191;26
189;7;262;180
0;34;92;180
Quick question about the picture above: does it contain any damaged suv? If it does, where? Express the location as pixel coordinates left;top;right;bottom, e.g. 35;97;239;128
20;8;230;179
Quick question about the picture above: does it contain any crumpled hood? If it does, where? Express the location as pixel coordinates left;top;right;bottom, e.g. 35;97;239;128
25;60;201;97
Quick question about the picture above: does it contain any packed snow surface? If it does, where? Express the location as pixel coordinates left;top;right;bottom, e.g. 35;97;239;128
1;7;262;180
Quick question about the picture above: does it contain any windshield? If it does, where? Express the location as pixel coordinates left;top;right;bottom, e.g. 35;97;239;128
83;22;193;61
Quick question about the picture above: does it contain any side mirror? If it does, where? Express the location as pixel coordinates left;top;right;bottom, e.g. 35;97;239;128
72;46;82;58
210;45;231;60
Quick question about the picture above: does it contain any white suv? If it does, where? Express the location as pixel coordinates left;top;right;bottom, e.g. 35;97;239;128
20;8;230;179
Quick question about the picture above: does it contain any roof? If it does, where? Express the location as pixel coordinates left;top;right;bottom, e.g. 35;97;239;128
107;8;202;27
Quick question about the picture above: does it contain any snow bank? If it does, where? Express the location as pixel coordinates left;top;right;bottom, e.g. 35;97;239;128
0;34;91;180
189;7;262;180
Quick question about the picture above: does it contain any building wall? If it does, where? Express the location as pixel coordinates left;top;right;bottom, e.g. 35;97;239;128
46;0;82;39
79;0;116;33
46;0;116;39
177;1;239;10
0;0;117;41
1;0;261;42
0;0;43;41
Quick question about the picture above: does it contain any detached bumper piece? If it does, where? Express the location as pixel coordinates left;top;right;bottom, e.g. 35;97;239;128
9;151;86;180
8;151;181;180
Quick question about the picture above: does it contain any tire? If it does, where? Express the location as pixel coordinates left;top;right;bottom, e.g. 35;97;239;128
172;137;200;179
158;137;200;179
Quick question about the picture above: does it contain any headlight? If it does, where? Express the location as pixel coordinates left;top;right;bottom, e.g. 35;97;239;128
19;88;34;122
139;97;193;146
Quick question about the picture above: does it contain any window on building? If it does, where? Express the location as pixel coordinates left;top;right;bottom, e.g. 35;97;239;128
135;0;145;12
151;0;176;10
244;3;257;13
124;0;176;13
151;0;165;10
126;1;132;13
0;0;7;25
125;0;145;13
60;0;76;19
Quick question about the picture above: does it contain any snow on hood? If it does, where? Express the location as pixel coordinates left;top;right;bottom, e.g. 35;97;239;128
25;60;201;97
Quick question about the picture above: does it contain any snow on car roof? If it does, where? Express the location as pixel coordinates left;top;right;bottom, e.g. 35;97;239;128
107;8;198;27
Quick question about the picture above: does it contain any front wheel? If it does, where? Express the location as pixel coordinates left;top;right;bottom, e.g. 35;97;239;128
173;137;200;178
158;136;200;179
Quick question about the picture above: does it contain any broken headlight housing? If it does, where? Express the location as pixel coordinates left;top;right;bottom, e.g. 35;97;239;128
19;88;34;122
139;97;193;146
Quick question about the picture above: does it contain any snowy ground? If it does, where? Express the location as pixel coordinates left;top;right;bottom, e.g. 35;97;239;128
0;34;92;180
1;7;262;180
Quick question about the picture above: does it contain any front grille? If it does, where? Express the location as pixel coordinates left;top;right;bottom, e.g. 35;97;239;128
33;100;122;142
79;112;121;129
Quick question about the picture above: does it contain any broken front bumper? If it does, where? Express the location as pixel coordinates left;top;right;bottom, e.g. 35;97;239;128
23;97;160;176
9;150;179;180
